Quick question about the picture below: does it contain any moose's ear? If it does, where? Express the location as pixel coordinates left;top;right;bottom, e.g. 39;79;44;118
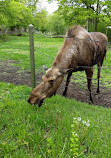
43;65;48;71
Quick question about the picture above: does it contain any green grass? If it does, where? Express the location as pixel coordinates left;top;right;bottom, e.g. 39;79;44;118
0;35;111;157
0;35;63;70
0;82;111;157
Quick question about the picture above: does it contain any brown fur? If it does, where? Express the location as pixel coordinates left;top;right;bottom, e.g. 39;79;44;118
28;25;108;106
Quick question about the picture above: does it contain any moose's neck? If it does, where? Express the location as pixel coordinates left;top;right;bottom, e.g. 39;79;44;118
52;45;75;71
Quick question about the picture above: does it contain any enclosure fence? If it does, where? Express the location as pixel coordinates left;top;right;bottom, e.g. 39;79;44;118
0;25;111;107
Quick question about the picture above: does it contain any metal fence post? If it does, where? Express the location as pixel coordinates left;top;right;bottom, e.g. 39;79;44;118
29;24;36;89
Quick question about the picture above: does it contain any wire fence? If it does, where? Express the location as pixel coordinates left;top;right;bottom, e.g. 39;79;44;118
0;26;111;107
36;32;111;45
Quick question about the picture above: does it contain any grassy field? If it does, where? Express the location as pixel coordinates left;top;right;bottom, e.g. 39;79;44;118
0;34;111;157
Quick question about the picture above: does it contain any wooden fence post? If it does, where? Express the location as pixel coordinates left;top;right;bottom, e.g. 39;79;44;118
29;24;36;89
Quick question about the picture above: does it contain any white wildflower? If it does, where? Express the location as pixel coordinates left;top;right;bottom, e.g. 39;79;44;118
82;120;86;124
72;132;78;136
86;123;90;127
77;117;81;121
73;117;76;120
87;119;90;122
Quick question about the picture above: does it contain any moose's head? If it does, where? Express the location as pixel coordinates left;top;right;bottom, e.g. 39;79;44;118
27;67;64;107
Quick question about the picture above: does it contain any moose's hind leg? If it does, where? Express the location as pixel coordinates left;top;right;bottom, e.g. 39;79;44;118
85;67;94;104
97;61;103;93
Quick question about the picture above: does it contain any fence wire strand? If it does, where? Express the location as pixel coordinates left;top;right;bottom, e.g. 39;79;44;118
36;32;111;45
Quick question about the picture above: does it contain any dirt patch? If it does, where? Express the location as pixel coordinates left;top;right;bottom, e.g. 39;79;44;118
0;60;31;86
0;60;111;108
57;82;111;108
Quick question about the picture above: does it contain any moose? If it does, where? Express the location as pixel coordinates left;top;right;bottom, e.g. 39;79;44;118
28;25;108;107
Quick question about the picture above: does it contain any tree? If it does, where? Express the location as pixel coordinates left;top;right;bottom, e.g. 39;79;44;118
12;0;39;12
34;9;48;33
0;0;9;26
49;0;111;31
103;0;111;21
46;13;66;34
0;0;33;30
22;0;39;12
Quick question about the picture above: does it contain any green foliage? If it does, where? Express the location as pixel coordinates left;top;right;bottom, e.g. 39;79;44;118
1;0;111;36
0;0;33;29
47;13;66;35
23;0;39;12
70;117;91;157
54;0;111;31
34;9;48;33
70;131;79;156
9;1;33;28
0;1;9;26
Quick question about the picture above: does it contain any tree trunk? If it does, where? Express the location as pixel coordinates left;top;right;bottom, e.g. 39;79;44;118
87;19;89;32
95;18;98;32
95;0;99;32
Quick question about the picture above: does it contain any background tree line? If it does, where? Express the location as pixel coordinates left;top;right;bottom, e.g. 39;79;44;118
0;0;111;38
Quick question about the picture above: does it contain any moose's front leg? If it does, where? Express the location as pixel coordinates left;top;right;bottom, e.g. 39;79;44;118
63;71;72;97
85;67;94;104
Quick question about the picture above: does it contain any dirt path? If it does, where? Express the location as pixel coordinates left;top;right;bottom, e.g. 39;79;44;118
0;60;111;108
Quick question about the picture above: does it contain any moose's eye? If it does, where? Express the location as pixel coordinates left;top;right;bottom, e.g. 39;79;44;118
49;80;54;85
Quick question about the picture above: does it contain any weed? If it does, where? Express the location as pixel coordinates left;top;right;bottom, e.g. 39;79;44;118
69;117;91;157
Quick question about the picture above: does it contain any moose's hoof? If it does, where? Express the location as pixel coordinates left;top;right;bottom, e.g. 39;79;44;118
89;100;93;105
63;91;67;97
